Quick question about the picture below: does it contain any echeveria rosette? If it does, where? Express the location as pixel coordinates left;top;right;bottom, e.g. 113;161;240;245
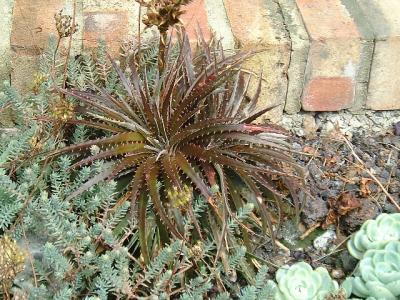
347;213;400;259
270;262;344;300
347;241;400;300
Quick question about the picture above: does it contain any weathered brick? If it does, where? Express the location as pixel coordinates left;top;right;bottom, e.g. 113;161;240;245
10;0;64;51
0;0;14;82
10;0;65;93
224;0;290;122
357;0;400;110
296;0;372;112
10;53;38;93
180;0;211;44
83;11;129;54
82;0;140;54
302;77;354;111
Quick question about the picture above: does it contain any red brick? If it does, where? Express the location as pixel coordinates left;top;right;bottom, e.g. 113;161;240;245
179;0;211;43
302;77;354;111
83;11;129;54
11;0;64;52
296;0;360;39
296;0;366;111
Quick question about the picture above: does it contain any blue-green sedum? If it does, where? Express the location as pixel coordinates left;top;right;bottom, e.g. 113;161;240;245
269;262;348;300
347;213;400;259
345;241;400;300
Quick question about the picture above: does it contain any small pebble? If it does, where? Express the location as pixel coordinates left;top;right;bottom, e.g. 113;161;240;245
394;121;400;136
331;268;345;279
389;185;400;194
313;229;336;251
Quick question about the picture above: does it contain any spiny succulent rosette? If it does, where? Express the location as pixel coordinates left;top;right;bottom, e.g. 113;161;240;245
347;213;400;260
269;262;351;300
44;31;304;263
344;241;400;300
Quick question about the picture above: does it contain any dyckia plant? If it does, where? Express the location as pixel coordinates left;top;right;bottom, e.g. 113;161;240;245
44;0;304;264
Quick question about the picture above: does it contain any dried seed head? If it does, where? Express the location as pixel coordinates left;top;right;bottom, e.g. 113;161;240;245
167;184;192;208
50;98;75;122
188;241;204;259
54;9;78;38
0;236;26;285
31;72;48;95
30;135;44;152
136;0;193;33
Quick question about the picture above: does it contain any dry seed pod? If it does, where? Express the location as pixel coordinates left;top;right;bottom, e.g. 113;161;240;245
54;9;78;38
50;97;75;122
0;236;26;287
136;0;193;32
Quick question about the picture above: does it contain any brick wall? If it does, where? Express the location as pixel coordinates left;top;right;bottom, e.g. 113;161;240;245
1;0;399;120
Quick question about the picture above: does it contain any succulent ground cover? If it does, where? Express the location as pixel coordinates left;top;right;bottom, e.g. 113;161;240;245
1;0;400;299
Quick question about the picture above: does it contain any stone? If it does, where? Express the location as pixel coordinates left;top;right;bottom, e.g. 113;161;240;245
224;0;290;122
331;268;345;279
296;0;373;111
340;250;358;272
395;121;400;136
357;0;400;110
302;114;318;137
340;200;379;234
313;229;336;251
278;220;302;248
282;108;399;137
301;195;329;227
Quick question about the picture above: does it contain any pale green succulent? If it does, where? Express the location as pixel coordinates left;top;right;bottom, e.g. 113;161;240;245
347;213;400;259
269;262;348;300
346;241;400;300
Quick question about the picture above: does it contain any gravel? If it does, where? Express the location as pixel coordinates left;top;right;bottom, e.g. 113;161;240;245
280;111;400;138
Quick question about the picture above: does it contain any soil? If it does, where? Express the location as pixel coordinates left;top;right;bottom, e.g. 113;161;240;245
262;124;400;280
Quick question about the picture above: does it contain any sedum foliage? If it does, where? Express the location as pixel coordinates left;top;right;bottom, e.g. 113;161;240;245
347;213;400;260
345;241;400;300
345;214;400;300
268;262;349;300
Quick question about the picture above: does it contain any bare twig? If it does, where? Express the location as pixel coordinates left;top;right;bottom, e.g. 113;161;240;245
300;222;321;240
213;214;228;267
22;228;38;288
341;135;400;211
53;37;62;72
62;0;77;89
